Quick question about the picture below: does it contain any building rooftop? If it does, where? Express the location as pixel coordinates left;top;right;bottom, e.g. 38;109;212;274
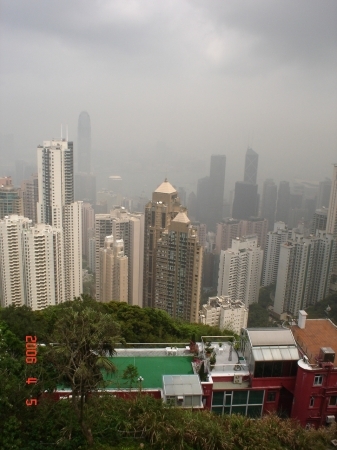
104;356;194;389
163;375;202;396
246;328;297;347
154;179;177;194
291;319;337;367
172;211;190;224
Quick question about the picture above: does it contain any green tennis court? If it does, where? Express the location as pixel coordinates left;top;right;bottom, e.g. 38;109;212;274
104;356;194;389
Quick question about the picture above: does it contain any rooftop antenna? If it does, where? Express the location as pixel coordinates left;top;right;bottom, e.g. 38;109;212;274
61;124;63;139
66;125;68;141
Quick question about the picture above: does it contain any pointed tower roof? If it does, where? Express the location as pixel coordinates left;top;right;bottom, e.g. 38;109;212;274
154;178;177;194
172;211;191;224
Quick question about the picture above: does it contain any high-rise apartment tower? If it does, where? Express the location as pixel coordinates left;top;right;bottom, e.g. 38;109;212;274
155;211;203;322
143;179;183;308
217;236;263;307
37;139;82;301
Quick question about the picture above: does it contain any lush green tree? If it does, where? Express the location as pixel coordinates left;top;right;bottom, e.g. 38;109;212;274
45;301;121;445
122;364;139;390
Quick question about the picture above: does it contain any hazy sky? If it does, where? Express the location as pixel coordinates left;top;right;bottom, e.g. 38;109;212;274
1;0;336;195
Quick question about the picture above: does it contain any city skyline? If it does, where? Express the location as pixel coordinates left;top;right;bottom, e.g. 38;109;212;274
0;1;336;197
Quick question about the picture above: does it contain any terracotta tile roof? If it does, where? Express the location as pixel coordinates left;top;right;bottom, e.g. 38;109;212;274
291;319;337;367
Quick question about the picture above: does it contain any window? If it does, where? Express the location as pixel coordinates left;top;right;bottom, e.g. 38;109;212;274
314;375;323;386
309;397;315;407
329;396;337;406
267;391;276;402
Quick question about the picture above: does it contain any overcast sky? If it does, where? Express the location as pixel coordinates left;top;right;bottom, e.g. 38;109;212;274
0;0;336;195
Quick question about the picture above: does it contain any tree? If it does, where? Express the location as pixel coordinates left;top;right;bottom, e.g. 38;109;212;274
122;364;139;390
45;301;121;446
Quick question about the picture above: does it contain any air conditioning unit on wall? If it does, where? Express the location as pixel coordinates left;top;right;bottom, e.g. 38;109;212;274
326;415;336;424
233;375;242;384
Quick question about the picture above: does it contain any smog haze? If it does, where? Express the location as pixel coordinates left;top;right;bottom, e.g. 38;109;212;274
0;0;336;197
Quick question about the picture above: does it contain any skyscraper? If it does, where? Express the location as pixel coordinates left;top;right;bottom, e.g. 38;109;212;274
0;215;30;307
196;155;226;231
110;207;144;307
274;230;336;316
326;164;337;237
217;236;263;307
232;181;259;220
95;214;113;299
326;165;337;292
244;147;258;184
21;174;38;224
37;139;82;301
94;207;144;306
261;222;290;287
275;181;291;224
143;179;183;308
260;179;277;231
311;208;328;235
215;217;268;253
317;178;331;209
99;236;128;303
155;211;203;322
0;215;64;309
196;175;210;225
209;154;226;230
77;111;91;174
0;182;23;219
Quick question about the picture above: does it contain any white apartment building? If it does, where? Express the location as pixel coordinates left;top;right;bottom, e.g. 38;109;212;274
37;139;82;300
64;202;83;300
99;236;128;303
82;202;95;259
0;215;64;310
95;214;113;300
95;208;144;306
217;236;263;307
326;164;337;291
0;215;31;307
88;233;95;273
23;223;64;309
274;230;336;316
326;166;337;237
199;295;248;334
262;222;291;287
110;207;144;307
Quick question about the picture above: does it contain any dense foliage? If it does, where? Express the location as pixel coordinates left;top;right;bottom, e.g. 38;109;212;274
1;394;336;450
247;285;274;327
305;291;337;324
1;297;336;449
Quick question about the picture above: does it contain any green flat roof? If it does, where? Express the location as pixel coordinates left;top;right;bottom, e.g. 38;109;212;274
104;356;194;389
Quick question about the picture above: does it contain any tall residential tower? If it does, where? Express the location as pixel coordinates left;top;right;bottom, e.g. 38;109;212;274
143;179;183;308
37;139;82;301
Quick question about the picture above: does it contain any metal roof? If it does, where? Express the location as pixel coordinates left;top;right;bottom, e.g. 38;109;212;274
246;328;297;347
252;346;300;362
163;375;202;396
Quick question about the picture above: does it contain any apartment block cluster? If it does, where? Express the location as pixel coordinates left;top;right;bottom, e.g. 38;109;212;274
0;140;82;309
1;113;337;331
194;151;337;321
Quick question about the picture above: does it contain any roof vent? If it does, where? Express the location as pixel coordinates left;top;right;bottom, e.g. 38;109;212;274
319;347;335;364
298;310;307;329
